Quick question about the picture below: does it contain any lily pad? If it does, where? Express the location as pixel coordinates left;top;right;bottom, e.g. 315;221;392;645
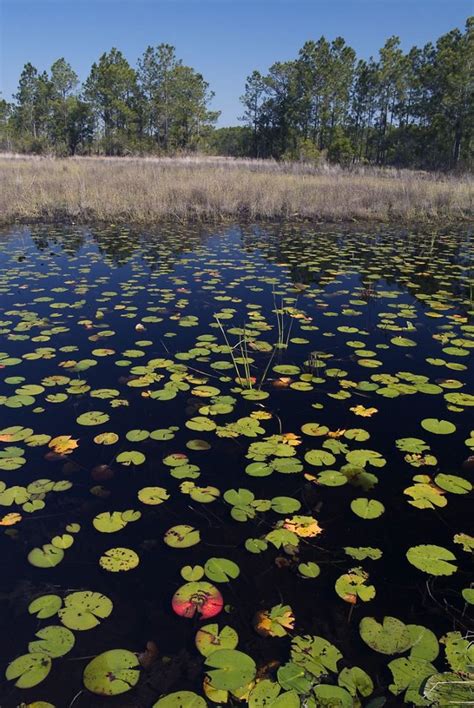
172;581;223;619
153;693;207;707
76;410;110;426
359;616;411;654
406;544;457;576
164;525;200;548
421;418;456;435
195;624;239;656
59;591;113;630
99;547;140;572
350;498;385;519
83;649;140;696
5;653;52;689
205;649;257;691
29;625;75;658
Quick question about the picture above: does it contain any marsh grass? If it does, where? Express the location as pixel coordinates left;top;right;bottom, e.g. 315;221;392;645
0;154;472;224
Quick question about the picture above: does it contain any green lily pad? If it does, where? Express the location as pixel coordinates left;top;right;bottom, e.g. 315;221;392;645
29;625;75;658
338;666;374;697
205;649;256;691
344;547;382;561
76;410;110;426
204;557;240;583
407;625;439;661
359;616;412;654
441;631;474;672
298;561;321;578
195;624;239;657
5;652;52;688
99;547;140;572
164;525;201;548
116;450;146;466
313;684;353;707
335;567;375;603
83;649;140;695
406;544;457;576
304;449;336;466
350;498;385;519
28;594;62;619
277;662;312;693
138;486;170;505
153;692;207;707
28;544;64;568
434;473;472;494
421;418;456;435
59;591;113;630
388;656;437;704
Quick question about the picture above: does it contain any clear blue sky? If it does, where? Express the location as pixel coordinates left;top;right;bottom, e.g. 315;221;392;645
0;0;470;126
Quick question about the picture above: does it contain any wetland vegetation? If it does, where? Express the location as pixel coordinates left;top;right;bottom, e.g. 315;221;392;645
0;156;472;225
0;222;472;706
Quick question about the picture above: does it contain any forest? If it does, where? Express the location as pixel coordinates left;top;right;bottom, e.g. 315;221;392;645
0;17;472;169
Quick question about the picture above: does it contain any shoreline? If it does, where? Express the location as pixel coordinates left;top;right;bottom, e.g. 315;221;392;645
1;155;472;227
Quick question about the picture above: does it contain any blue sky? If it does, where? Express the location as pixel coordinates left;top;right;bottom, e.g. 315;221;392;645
0;0;470;126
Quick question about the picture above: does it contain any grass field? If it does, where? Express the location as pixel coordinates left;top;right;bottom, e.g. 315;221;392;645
0;154;472;225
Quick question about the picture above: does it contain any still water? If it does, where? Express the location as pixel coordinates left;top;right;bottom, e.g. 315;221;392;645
0;223;472;707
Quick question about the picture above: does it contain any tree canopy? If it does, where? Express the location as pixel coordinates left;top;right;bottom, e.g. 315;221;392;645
238;18;473;169
1;20;472;169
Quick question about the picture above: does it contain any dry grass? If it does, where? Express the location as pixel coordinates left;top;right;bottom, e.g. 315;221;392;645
0;154;472;225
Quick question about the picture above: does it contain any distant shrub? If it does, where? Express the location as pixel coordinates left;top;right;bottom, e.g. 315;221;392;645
328;127;354;166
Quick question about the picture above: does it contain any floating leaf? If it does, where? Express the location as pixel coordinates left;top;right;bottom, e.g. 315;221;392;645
99;547;139;572
153;692;207;707
5;653;52;689
164;525;200;548
344;546;382;561
205;649;256;691
116;450;145;466
388;656;437;704
28;594;62;619
138;486;169;505
434;473;471;494
406;544;457;576
59;591;113;630
291;635;342;677
338;666;374;698
441;631;474;672
298;561;321;578
83;649;140;696
335;567;375;604
195;624;238;656
313;684;353;707
350;498;384;519
204;557;240;583
359;616;411;654
421;418;456;435
172;582;223;619
29;625;75;658
28;544;64;568
76;411;110;426
254;604;295;637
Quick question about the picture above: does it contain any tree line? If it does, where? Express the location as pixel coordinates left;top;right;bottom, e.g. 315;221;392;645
233;16;473;169
0;45;219;156
0;19;472;169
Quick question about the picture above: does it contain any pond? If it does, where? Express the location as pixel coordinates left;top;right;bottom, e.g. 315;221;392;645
0;223;472;708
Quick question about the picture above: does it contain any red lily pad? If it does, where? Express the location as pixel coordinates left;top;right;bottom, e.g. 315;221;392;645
172;581;223;619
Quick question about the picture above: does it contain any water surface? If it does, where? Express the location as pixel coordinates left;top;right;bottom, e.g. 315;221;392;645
0;223;472;707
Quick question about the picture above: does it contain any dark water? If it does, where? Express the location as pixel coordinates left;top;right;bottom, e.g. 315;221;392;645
0;223;472;707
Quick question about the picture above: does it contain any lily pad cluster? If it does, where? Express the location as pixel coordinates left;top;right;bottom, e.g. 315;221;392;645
0;223;472;705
